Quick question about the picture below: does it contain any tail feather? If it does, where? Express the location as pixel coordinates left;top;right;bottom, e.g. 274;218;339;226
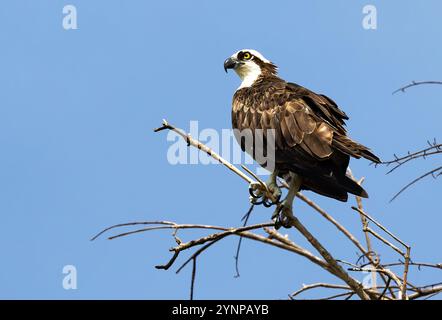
333;136;381;164
359;149;381;164
300;172;368;202
337;175;369;198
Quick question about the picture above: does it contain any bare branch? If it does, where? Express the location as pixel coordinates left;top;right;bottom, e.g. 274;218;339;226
92;119;442;300
401;247;411;300
321;291;356;300
91;220;176;241
154;119;282;205
389;166;442;202
381;142;442;174
284;215;372;300
381;261;442;270
154;119;256;186
349;174;381;294
264;227;329;270
296;192;367;255
290;283;351;299
392;80;442;94
351;207;409;249
364;227;405;256
348;267;403;290
409;285;442;300
233;204;255;278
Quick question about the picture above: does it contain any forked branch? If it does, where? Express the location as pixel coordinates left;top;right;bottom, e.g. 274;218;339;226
93;119;441;300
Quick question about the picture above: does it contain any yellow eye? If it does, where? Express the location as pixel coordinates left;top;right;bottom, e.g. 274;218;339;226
243;52;252;60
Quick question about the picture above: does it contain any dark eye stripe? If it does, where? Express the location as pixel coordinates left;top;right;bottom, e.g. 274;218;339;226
238;51;252;60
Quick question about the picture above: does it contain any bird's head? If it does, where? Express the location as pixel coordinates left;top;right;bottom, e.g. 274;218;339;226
224;49;278;88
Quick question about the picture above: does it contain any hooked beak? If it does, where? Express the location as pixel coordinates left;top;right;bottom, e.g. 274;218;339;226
224;57;240;73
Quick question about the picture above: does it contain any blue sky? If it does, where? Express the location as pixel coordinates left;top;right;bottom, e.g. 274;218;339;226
0;0;441;299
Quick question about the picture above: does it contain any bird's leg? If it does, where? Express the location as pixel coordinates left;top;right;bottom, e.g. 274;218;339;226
272;172;302;229
249;170;281;206
266;169;282;201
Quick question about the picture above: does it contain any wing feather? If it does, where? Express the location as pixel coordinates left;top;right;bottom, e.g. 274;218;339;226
293;108;316;134
231;79;380;202
232;81;380;164
281;114;296;147
285;112;304;144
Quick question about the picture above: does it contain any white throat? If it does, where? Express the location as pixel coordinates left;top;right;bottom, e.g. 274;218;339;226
235;63;262;90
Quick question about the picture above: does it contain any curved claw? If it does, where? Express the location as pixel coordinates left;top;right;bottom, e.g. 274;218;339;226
249;180;282;206
272;201;293;229
263;199;274;208
250;196;264;205
274;216;291;229
249;187;280;207
248;186;262;199
263;192;281;208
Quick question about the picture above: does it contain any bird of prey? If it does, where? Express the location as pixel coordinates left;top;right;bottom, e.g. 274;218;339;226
224;49;380;227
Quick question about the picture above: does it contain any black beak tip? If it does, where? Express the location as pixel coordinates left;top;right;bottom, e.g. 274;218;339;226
224;58;236;73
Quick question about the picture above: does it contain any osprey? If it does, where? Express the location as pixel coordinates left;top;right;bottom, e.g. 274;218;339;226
224;49;380;226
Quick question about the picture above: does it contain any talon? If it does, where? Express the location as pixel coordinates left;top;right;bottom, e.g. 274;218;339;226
272;200;293;228
248;182;264;198
249;196;264;205
249;183;266;205
248;187;262;199
248;181;280;206
274;214;291;229
280;217;292;229
263;198;274;208
247;169;284;208
274;219;282;230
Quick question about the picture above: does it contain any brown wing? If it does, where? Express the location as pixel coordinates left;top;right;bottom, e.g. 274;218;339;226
232;82;336;161
286;83;348;135
279;98;334;159
281;83;380;163
232;80;380;200
232;81;380;165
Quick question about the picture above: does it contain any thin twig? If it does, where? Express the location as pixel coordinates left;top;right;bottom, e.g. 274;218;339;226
190;257;196;300
364;227;404;256
234;204;255;278
381;143;442;174
351;175;378;293
321;291;355;300
348;267;403;290
295;190;398;297
154;119;255;185
389;166;442;202
91;221;176;241
401;247;411;300
408;285;442;300
392;80;442;94
381;261;442;270
290;283;351;299
351;207;408;248
378;277;391;300
296;193;367;255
